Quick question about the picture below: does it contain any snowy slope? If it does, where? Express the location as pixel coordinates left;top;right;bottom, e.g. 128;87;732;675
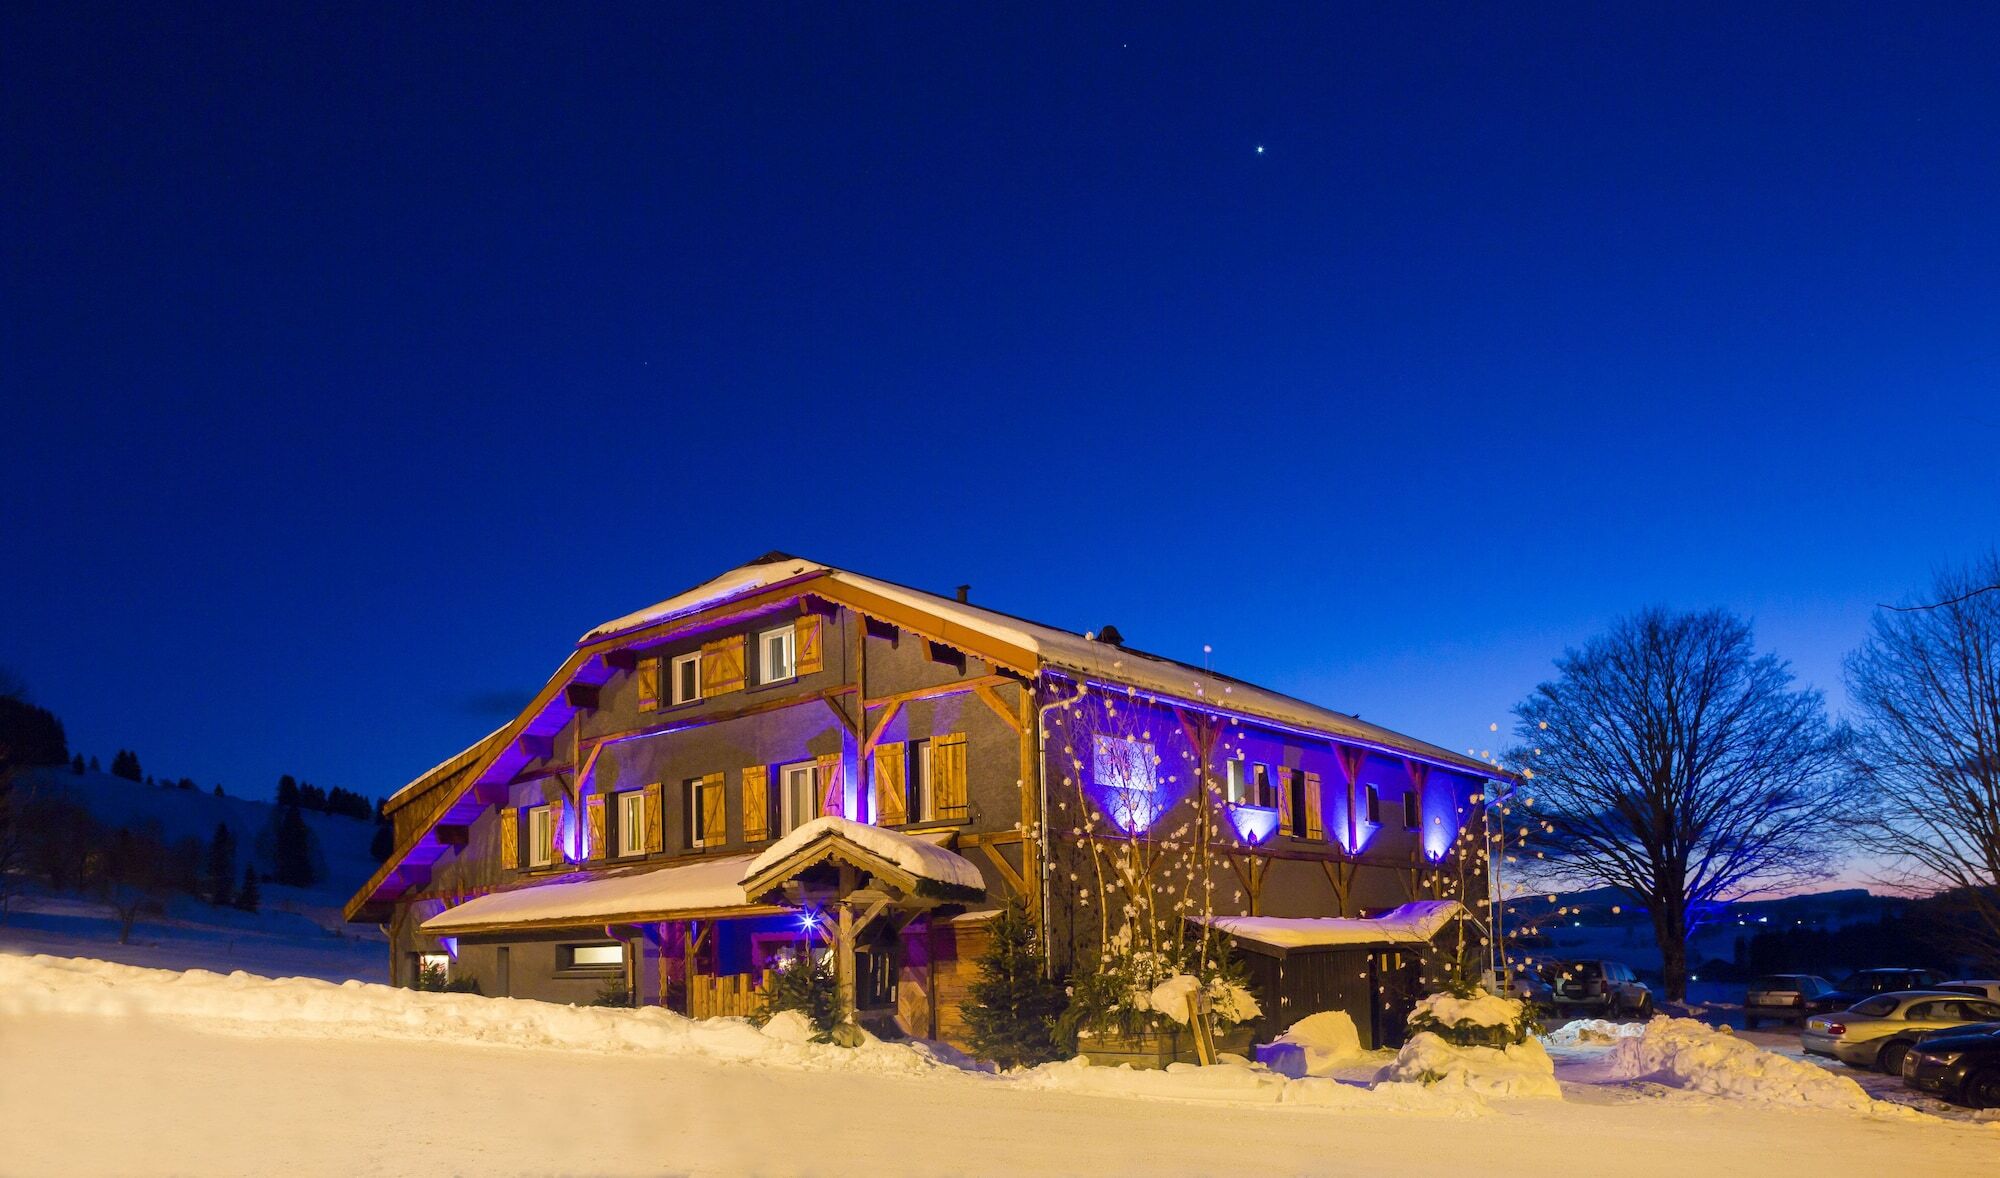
0;766;387;981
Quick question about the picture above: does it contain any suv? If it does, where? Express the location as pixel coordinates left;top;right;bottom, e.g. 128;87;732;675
1811;969;1948;1013
1548;960;1653;1017
1744;974;1832;1028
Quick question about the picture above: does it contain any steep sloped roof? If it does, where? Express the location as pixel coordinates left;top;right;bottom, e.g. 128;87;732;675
585;554;1495;777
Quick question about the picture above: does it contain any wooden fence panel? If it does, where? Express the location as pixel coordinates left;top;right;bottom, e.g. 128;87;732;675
688;970;774;1020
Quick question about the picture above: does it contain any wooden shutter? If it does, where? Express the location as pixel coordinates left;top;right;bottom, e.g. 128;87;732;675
642;782;664;853
817;753;844;817
933;732;968;819
1303;771;1324;840
701;635;746;695
549;798;566;862
499;806;519;870
794;614;824;675
1277;767;1294;833
742;765;770;843
636;656;661;711
586;794;606;860
700;773;727;844
873;742;907;826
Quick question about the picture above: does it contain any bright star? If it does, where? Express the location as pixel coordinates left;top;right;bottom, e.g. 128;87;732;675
1255;145;1265;154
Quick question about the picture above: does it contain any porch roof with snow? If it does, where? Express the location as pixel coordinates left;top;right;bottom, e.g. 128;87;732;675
739;816;986;904
1197;900;1463;955
419;853;781;935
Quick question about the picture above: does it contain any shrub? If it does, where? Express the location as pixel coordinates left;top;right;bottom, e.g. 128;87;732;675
757;953;837;1040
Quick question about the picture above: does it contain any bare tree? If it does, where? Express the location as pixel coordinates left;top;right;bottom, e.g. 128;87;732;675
1848;555;2000;967
1513;608;1847;1001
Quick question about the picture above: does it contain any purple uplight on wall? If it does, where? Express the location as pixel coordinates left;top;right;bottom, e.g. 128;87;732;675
1227;804;1279;844
1092;733;1162;833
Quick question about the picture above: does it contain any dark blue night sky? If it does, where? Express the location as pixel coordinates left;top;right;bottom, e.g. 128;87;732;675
5;4;1997;803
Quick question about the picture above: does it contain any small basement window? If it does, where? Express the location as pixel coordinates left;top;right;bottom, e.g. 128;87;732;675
671;651;702;705
758;625;796;684
561;943;625;972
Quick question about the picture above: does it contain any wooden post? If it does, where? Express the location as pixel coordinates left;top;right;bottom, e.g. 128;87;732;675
925;916;940;1041
1188;990;1217;1066
835;902;856;1020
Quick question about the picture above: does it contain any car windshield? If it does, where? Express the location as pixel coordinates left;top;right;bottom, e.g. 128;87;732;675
1851;996;1898;1017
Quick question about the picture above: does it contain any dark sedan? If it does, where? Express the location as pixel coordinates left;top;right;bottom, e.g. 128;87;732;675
1900;1022;2000;1108
1809;968;1948;1013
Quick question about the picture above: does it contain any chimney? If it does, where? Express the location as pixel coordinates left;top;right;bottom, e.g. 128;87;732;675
955;584;971;604
1098;624;1124;646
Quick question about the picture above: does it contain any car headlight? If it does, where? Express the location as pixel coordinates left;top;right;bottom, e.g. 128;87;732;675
1921;1051;1962;1066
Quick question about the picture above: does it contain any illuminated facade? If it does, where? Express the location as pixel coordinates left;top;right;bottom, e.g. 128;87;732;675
347;554;1498;1047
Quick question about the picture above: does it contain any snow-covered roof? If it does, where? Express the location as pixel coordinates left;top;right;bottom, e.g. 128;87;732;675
582;555;1496;777
741;816;986;895
420;853;765;933
1200;900;1464;950
384;725;509;811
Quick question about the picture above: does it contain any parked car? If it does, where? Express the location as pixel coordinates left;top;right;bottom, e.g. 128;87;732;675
1547;960;1653;1017
1802;991;2000;1072
1484;966;1555;1007
1900;1022;2000;1109
1808;968;1949;1012
1936;979;2000;1003
1743;974;1832;1027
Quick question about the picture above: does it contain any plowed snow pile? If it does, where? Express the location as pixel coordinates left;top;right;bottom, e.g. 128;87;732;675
1604;1016;1874;1111
0;953;957;1078
1380;1033;1563;1099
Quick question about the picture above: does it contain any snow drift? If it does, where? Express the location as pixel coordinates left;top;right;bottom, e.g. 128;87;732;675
1603;1016;1878;1112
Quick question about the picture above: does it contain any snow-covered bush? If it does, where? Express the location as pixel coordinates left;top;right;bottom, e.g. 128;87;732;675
1380;1032;1562;1099
1406;985;1535;1049
1062;925;1258;1042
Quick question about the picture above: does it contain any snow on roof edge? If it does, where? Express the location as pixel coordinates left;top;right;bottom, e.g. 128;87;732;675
1200;901;1465;950
742;816;986;894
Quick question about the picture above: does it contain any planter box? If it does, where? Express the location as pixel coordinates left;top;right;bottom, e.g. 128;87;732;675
1078;1025;1255;1069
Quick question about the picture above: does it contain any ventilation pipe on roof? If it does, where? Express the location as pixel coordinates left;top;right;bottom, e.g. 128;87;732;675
955;584;970;603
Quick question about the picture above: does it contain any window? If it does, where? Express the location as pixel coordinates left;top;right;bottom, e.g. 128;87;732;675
758;625;795;684
1364;785;1382;826
1852;996;1898;1018
1094;735;1160;832
780;761;821;835
560;943;625;972
686;777;724;848
527;804;554;867
1250;763;1274;808
1225;759;1248;805
910;738;934;822
671;652;702;705
1403;790;1421;831
412;952;450;987
616;790;647;857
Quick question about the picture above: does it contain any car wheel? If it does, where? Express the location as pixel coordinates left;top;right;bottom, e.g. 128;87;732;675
1963;1068;2000;1110
1632;995;1652;1019
1744;1015;1758;1030
1876;1040;1911;1075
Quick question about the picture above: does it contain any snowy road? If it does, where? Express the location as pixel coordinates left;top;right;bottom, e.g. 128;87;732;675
2;956;1996;1177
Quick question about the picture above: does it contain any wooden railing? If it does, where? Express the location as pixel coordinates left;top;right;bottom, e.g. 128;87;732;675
688;969;774;1019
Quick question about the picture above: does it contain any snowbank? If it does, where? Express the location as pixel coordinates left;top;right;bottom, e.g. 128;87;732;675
1017;1057;1488;1117
1256;1011;1377;1078
0;954;956;1079
1411;990;1524;1030
1603;1016;1876;1112
742;816;985;894
1541;1018;1642;1048
1380;1032;1563;1099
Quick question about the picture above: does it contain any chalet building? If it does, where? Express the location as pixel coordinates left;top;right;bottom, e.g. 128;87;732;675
347;554;1502;1049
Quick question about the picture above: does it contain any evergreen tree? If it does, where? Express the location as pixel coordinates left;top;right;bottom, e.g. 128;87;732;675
234;864;260;913
273;804;316;886
276;775;299;807
71;754;84;775
212;784;224;798
961;900;1069;1068
110;750;142;782
369;814;394;861
0;698;68;765
88;755;99;772
204;822;236;906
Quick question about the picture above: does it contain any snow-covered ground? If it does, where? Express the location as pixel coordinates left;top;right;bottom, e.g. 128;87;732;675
2;954;1994;1177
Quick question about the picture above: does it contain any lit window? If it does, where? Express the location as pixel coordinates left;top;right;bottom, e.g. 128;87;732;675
910;739;933;822
562;943;624;971
414;952;450;987
1093;735;1159;832
671;651;702;705
759;626;795;684
1224;759;1248;805
617;790;647;856
527;804;554;867
1251;763;1275;808
780;761;821;834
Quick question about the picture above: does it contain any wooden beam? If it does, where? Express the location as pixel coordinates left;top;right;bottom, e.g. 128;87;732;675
861;698;904;756
863;674;1014;711
978;842;1026;896
435;824;469;848
973;683;1024;733
925;640;966;672
603;650;638;671
564;682;601;710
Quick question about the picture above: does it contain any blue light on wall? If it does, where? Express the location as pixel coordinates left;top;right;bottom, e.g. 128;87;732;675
1227;804;1279;844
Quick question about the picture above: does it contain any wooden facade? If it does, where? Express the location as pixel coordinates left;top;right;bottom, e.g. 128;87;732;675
349;554;1499;1052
